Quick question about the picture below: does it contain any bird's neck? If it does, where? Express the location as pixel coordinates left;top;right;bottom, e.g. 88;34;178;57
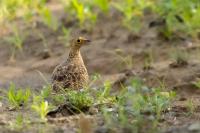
67;47;83;63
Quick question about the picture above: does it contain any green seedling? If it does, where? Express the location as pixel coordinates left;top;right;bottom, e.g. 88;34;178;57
9;114;27;131
71;0;85;25
193;80;200;89
153;0;200;38
88;73;101;88
93;0;110;13
170;49;189;66
113;49;134;70
7;83;31;108
6;26;24;51
0;0;48;23
102;78;176;132
112;0;153;33
31;95;50;121
58;26;71;47
91;80;117;107
38;7;58;31
186;98;196;115
40;85;52;100
68;0;97;27
52;94;66;105
65;90;93;111
143;50;154;70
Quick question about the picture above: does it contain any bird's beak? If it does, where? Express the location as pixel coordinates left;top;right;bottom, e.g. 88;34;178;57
83;38;91;45
84;39;91;42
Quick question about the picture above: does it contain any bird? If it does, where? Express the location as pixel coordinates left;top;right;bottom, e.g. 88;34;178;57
51;36;90;92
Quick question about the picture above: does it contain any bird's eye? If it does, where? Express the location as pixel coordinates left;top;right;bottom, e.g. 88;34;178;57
77;39;81;43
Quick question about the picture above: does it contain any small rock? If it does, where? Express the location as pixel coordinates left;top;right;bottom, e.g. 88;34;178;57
95;126;113;133
188;122;200;131
40;49;51;59
89;107;98;115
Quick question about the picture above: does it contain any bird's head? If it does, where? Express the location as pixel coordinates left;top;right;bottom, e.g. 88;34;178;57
70;36;90;49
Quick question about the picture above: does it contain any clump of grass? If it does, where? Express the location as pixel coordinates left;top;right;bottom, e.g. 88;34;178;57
93;0;110;13
112;0;153;33
186;98;196;115
95;81;116;105
38;7;59;31
112;49;134;70
6;26;24;51
58;27;71;47
170;49;189;67
102;78;176;132
153;0;200;39
193;80;200;89
65;90;94;111
9;114;27;131
49;80;115;114
7;83;31;108
40;85;52;100
66;0;97;27
143;50;154;70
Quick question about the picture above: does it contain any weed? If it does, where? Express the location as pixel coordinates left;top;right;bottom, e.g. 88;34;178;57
65;90;93;111
113;49;134;70
193;80;200;89
38;7;58;31
186;98;196;115
9;114;28;131
31;95;51;121
40;85;52;100
58;27;71;47
6;25;24;51
153;0;200;38
95;81;116;105
52;94;66;105
102;78;176;132
7;83;31;108
143;50;154;70
91;0;110;13
67;0;97;27
112;0;153;33
170;48;189;67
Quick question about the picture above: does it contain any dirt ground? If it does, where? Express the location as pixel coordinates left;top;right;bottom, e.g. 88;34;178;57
1;3;200;133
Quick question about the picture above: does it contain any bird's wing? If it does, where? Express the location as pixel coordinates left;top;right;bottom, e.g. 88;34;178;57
52;63;79;88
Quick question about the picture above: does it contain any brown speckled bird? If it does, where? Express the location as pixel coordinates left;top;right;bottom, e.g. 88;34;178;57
52;37;90;92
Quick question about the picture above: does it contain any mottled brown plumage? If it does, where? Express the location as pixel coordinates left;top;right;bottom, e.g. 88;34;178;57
52;37;90;92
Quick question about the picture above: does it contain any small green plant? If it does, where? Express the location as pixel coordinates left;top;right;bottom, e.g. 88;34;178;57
91;0;110;13
40;85;52;100
193;80;200;89
153;0;200;38
9;114;28;131
102;78;176;132
65;90;93;111
6;26;24;51
38;7;58;31
143;50;154;70
113;49;134;70
95;81;116;105
112;0;153;33
52;94;66;105
186;98;196;115
170;49;189;66
58;27;71;47
31;95;50;121
7;83;31;108
67;0;97;27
